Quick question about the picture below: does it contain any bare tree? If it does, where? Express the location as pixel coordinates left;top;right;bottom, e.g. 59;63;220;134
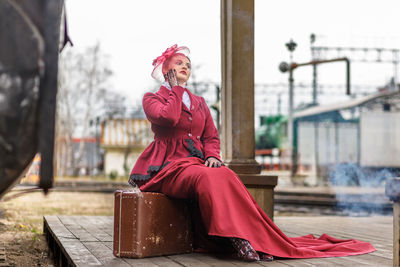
57;43;124;177
103;92;127;119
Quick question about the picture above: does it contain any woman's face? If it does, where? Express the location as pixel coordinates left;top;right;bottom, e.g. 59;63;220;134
165;54;191;84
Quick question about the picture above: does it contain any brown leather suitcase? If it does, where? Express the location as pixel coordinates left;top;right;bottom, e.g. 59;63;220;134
113;190;193;258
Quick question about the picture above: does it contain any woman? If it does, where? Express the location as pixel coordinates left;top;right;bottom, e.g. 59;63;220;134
129;44;375;262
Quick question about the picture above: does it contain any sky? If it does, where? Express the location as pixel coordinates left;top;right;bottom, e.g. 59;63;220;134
64;0;400;116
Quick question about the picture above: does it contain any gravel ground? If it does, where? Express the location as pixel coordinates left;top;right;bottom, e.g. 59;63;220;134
0;191;114;266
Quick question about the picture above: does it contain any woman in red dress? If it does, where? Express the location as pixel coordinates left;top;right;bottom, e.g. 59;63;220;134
129;44;375;262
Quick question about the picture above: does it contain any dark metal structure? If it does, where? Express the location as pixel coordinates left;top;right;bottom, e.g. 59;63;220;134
310;34;400;101
0;0;64;198
279;56;351;177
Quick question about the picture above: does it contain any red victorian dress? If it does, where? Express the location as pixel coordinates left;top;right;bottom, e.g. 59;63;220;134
129;85;375;259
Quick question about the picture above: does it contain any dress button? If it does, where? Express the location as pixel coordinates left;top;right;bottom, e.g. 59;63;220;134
188;133;192;137
189;117;192;121
196;136;200;140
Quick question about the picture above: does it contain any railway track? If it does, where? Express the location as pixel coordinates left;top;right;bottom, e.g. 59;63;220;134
275;190;392;215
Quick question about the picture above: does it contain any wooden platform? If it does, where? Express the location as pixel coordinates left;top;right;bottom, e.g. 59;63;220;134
43;215;393;266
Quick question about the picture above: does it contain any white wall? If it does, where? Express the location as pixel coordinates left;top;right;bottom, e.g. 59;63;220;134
361;112;400;167
104;151;141;177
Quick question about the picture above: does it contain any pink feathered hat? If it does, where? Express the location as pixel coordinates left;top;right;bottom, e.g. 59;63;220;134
151;44;190;82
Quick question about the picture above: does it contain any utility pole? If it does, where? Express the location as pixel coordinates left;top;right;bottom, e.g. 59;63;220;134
310;33;320;184
310;33;318;105
280;53;351;181
283;39;297;178
277;93;281;115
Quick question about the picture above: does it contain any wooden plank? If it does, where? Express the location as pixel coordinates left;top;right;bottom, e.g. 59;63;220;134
102;241;113;250
191;252;261;267
230;260;263;267
44;215;393;266
45;216;102;266
97;215;114;226
44;215;77;241
270;259;316;266
276;216;392;240
91;216;114;237
167;253;212;266
58;216;98;242
57;215;78;226
66;225;98;242
101;215;114;225
277;217;383;237
121;257;161;266
145;255;184;267
257;259;293;267
348;253;393;266
62;240;102;266
96;216;114;231
100;241;179;267
310;224;391;242
82;216;113;241
300;257;353;266
70;216;113;242
82;241;130;267
190;252;238;267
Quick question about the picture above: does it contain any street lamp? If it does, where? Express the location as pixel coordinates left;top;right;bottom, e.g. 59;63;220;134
285;39;297;61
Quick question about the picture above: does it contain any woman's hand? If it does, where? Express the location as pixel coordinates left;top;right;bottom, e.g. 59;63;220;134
166;69;179;87
205;157;222;168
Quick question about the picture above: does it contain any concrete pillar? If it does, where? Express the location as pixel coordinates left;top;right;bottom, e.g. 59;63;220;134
221;0;277;219
221;0;260;174
393;202;400;266
385;178;400;267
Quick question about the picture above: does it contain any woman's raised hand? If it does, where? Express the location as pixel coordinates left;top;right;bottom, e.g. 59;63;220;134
166;69;179;87
205;157;222;168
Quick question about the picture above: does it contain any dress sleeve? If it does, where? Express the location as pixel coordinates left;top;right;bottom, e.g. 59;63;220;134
201;98;222;161
142;86;186;126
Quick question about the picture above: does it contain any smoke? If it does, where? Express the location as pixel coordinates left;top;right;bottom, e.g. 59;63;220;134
329;163;397;187
329;163;396;215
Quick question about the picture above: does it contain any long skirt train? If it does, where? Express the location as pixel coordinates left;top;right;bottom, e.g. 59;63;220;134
140;157;375;258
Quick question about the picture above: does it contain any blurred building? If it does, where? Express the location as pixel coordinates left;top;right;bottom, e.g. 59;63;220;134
101;118;153;177
20;154;41;183
294;89;400;185
56;137;102;177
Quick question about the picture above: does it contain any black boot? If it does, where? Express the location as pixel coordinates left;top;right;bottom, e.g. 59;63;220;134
229;237;260;262
259;252;274;261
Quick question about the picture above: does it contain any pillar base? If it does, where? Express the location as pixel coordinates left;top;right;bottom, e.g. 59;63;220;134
225;159;262;174
237;174;278;221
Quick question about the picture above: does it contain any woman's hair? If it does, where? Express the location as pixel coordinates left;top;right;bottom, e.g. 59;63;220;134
162;53;191;76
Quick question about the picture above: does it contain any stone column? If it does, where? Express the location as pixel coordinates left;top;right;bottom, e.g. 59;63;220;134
221;0;260;174
221;0;277;219
394;202;400;266
386;178;400;267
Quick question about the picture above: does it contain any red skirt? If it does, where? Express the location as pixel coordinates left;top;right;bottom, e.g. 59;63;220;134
140;157;376;258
